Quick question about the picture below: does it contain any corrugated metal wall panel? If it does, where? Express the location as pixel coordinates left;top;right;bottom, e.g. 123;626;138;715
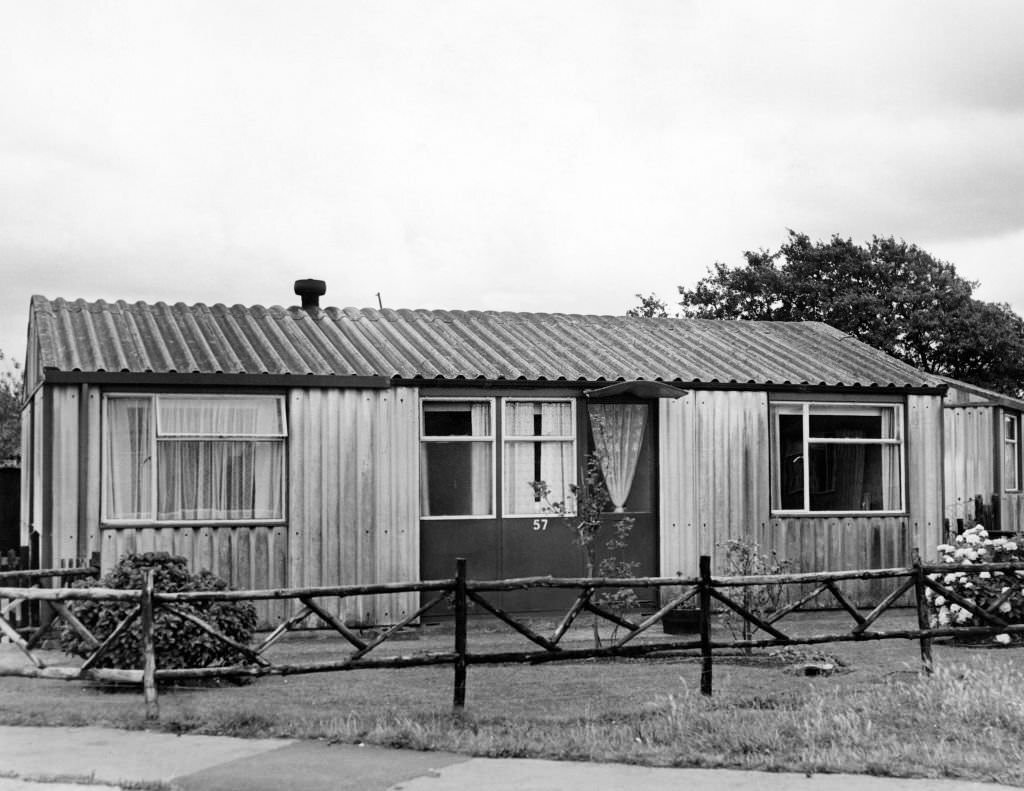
50;387;80;566
82;387;102;560
659;390;770;579
762;516;910;606
659;395;697;579
19;397;32;547
288;387;419;626
101;525;289;626
943;405;993;525
31;391;44;562
907;395;944;558
1003;493;1024;534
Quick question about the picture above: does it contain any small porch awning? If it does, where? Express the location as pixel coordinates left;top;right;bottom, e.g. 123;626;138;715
583;381;689;400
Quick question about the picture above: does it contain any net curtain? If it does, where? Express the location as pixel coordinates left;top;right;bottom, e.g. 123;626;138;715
504;401;574;515
587;403;647;512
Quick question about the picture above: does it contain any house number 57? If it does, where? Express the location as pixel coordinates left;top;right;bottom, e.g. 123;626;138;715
532;518;548;532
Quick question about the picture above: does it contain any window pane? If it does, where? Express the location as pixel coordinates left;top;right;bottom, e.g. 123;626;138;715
504;401;573;437
105;398;152;519
777;413;804;510
157;440;283;520
808;444;900;511
423;402;491;436
505;439;575;515
809;411;884;439
419;442;493;516
1005;416;1019;491
158;396;284;436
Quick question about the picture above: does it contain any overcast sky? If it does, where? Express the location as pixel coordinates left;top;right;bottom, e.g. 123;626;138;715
2;1;1023;372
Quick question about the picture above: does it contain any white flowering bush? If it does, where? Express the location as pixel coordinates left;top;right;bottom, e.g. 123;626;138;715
926;525;1024;645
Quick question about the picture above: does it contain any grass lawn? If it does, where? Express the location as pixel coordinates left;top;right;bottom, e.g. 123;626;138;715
1;609;1022;786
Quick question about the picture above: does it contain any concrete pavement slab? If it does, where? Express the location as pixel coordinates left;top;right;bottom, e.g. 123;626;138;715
1;726;1019;791
392;759;1016;791
0;726;293;787
173;742;470;791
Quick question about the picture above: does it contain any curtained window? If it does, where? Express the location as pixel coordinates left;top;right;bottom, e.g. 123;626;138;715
772;402;903;513
1005;414;1020;492
503;399;575;516
420;400;494;517
103;395;287;523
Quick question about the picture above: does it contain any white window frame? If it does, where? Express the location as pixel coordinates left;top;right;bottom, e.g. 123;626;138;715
419;397;497;521
101;393;288;525
1004;412;1020;493
501;397;577;518
770;401;905;516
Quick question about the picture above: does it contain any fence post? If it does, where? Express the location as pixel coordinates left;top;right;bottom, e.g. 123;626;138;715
453;557;467;710
699;554;713;696
912;549;933;676
140;568;159;719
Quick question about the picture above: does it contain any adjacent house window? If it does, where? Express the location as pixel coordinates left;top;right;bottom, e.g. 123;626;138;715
772;402;904;513
103;395;287;523
1005;413;1020;492
503;399;576;516
420;399;494;517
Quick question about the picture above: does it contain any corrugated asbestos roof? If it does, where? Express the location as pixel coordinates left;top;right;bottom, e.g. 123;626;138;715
27;295;945;390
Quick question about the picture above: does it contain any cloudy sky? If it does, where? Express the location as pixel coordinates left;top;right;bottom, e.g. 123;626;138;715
2;1;1023;371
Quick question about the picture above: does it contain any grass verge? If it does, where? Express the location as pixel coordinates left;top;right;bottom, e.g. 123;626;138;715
1;613;1022;785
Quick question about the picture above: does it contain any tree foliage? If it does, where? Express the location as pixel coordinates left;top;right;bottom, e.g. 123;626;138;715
0;351;22;462
657;231;1024;396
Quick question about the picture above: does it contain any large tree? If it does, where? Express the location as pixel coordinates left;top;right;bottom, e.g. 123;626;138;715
0;351;22;462
632;231;1024;396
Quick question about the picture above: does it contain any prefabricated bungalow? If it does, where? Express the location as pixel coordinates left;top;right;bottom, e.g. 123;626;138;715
942;376;1024;535
21;282;948;625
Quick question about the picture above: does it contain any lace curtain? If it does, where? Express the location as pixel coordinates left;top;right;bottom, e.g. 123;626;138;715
105;396;284;521
587;403;647;512
504;401;574;515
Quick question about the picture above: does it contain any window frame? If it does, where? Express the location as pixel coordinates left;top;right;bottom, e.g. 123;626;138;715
501;396;577;518
770;400;906;517
1004;412;1021;493
101;393;288;526
419;397;497;521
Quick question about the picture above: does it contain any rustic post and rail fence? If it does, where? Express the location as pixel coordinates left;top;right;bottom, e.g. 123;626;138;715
2;553;1023;718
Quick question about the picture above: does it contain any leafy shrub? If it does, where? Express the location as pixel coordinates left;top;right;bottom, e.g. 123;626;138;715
927;525;1024;644
717;538;791;646
59;552;258;670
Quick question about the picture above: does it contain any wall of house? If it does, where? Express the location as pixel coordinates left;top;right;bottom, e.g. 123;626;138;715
659;390;771;579
24;383;420;627
943;402;994;527
286;386;420;626
660;391;944;607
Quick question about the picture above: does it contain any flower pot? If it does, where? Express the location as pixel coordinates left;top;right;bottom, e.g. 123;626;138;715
662;607;701;635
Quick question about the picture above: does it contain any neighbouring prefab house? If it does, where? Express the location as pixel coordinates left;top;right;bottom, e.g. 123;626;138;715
941;376;1024;536
21;281;949;625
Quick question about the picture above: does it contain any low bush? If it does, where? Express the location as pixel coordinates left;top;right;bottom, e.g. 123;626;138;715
927;525;1024;644
59;552;258;670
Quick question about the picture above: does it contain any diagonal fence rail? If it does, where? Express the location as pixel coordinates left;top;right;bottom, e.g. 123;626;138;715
2;553;1023;718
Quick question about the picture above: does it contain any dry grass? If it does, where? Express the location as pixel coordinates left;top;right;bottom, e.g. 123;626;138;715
1;609;1023;785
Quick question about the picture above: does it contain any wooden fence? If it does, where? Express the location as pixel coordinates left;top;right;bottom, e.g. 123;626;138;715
0;554;99;632
2;553;1023;720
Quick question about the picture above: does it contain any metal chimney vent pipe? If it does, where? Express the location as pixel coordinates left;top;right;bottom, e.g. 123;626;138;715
294;279;327;309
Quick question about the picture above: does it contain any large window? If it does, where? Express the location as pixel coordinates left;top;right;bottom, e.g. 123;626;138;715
1005;413;1020;492
772;402;904;514
103;395;287;523
418;397;576;518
